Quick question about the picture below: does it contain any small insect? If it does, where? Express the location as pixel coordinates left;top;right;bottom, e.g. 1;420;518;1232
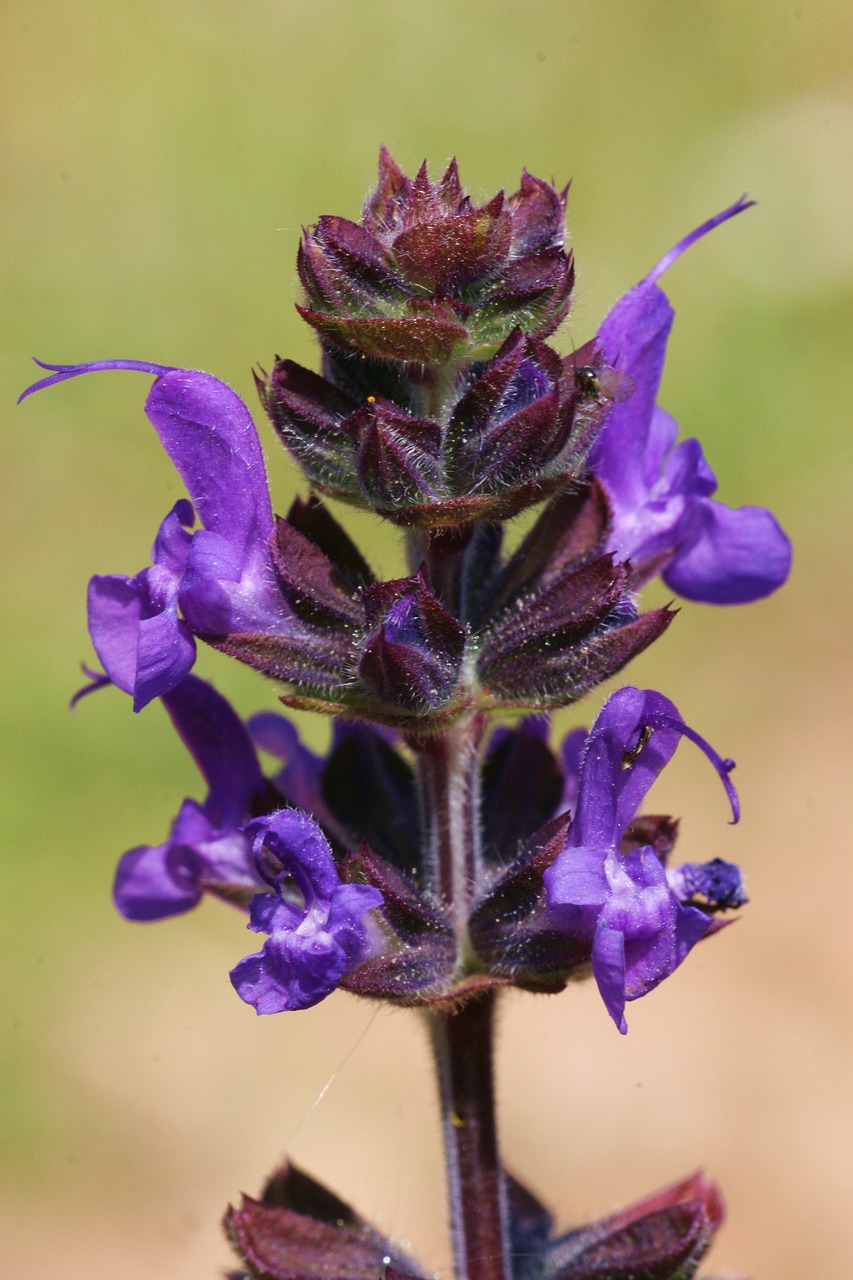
573;361;635;403
621;723;653;770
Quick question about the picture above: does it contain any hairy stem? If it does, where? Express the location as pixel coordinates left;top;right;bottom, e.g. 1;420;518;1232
407;524;509;1279
429;992;510;1280
414;711;484;950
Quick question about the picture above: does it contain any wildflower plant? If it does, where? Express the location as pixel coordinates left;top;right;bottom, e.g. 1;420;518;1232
22;150;790;1280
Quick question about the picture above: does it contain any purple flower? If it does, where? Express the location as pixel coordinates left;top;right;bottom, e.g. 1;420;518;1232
247;711;328;819
87;501;197;711
230;810;385;1014
114;674;269;920
590;200;792;604
21;360;291;709
544;686;743;1032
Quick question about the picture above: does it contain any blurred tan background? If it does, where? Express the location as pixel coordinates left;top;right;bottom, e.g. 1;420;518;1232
2;2;851;1276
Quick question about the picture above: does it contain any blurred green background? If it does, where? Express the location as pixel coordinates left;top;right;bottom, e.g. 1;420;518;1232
3;2;851;1276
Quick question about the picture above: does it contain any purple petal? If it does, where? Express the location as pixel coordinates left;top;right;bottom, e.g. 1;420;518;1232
87;502;197;709
596;848;717;1016
559;726;587;813
593;284;674;508
114;835;203;921
161;675;265;829
544;844;608;907
589;199;792;611
662;435;716;499
326;882;388;964
591;196;754;509
133;602;196;710
247;892;303;935
247;712;327;816
591;921;628;1034
670;902;716;970
246;810;341;904
24;359;287;640
87;575;143;696
230;929;348;1014
114;793;261;922
143;369;272;555
248;712;304;759
570;687;682;849
112;680;270;921
150;498;195;573
232;811;384;1015
663;498;793;604
179;527;287;636
21;361;274;557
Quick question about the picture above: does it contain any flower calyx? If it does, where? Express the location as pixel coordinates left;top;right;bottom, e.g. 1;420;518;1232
225;1161;427;1280
507;1168;726;1280
258;326;608;529
224;1158;726;1280
297;150;574;379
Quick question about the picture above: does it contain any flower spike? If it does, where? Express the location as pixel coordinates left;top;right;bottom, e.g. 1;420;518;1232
33;155;782;1280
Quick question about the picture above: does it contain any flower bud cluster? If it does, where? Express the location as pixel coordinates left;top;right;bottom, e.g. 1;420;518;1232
256;151;616;527
300;149;574;368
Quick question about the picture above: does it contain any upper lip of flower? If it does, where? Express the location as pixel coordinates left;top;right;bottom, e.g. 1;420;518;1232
589;198;792;605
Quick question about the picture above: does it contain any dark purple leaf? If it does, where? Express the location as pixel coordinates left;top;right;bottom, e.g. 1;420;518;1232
343;844;450;940
271;518;362;628
487;480;612;618
362;146;412;233
313;216;399;294
481;720;564;863
208;627;356;691
479;556;629;671
284;494;375;590
340;937;457;1003
483;607;676;707
225;1162;427;1280
322;729;422;874
391;198;512;292
297;305;469;365
508;170;568;253
353;398;444;506
545;1172;724;1280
